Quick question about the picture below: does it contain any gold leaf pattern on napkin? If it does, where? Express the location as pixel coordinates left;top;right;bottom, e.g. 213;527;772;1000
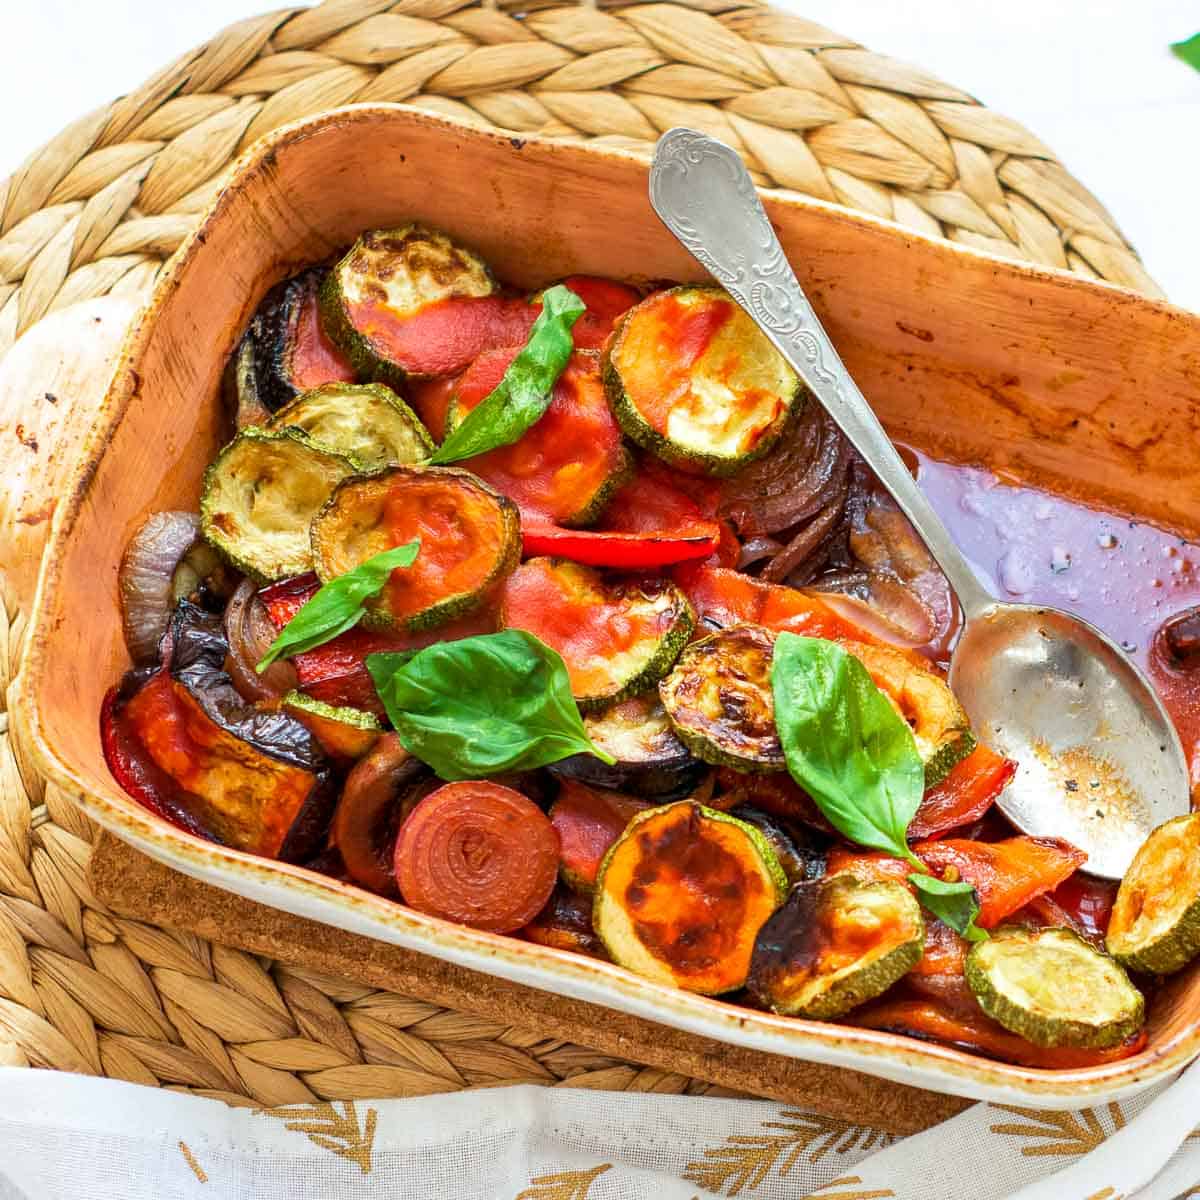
988;1103;1125;1158
515;1163;612;1199
266;1100;378;1174
801;1176;895;1200
178;1141;207;1184
683;1109;891;1196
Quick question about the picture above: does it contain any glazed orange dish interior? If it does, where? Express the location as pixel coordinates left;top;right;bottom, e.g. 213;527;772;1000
99;221;1200;1071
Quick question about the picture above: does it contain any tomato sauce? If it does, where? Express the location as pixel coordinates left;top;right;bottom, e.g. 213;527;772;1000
913;453;1200;791
290;286;356;390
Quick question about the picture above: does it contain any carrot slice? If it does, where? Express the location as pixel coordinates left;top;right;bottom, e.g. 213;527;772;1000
909;744;1016;839
342;293;537;378
550;779;649;891
828;836;1088;928
394;781;559;932
450;348;628;525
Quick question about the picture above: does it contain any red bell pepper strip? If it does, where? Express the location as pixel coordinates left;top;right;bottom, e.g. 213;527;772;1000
675;565;867;642
851;995;1147;1069
908;744;1017;839
520;467;723;568
827;835;1087;928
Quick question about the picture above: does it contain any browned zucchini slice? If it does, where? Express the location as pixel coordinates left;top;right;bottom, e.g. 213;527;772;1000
311;465;519;632
748;874;924;1018
268;382;434;472
842;641;974;787
966;926;1144;1048
550;694;707;799
199;427;357;583
658;623;783;771
1107;812;1200;975
593;800;786;994
500;558;694;711
281;692;382;762
603;285;801;476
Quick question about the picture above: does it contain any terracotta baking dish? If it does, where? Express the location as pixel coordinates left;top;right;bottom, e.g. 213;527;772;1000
15;104;1200;1107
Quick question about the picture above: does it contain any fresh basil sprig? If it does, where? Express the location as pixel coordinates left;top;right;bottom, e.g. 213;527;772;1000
429;285;585;465
366;630;615;780
256;540;419;672
771;633;987;939
908;874;988;942
771;634;925;869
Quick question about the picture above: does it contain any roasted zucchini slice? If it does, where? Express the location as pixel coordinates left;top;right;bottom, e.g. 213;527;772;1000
842;641;974;787
311;465;520;632
748;874;924;1018
659;623;783;772
281;691;382;762
320;224;533;383
224;266;357;425
1107;813;1200;975
446;348;630;527
500;558;694;711
199;426;357;583
111;603;338;861
521;884;605;957
267;382;433;472
603;285;801;476
966;926;1145;1048
594;800;787;994
551;694;707;799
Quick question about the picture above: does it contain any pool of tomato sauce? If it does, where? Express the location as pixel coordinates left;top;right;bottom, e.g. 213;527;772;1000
908;449;1200;796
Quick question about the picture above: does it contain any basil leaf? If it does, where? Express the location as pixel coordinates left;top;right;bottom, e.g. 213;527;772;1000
771;633;924;867
909;874;988;942
366;630;615;780
429;284;585;465
1171;33;1200;72
256;540;419;671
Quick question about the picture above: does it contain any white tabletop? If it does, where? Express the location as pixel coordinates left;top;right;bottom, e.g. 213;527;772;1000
5;1;1199;311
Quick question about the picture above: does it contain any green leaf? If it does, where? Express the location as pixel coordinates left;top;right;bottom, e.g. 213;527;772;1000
771;633;924;866
1171;32;1200;72
256;540;419;671
429;284;585;465
909;873;989;942
366;630;615;780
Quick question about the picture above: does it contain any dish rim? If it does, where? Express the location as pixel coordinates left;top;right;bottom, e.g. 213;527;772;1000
15;101;1200;1108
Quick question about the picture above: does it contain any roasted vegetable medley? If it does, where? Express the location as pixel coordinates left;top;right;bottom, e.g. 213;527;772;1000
103;223;1200;1070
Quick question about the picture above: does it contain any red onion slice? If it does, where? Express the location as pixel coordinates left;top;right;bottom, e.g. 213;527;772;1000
118;512;201;664
224;578;298;702
719;405;850;537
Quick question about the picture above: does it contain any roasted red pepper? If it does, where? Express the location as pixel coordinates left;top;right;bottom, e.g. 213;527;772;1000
258;575;497;714
550;779;649;891
828;835;1087;928
908;744;1017;839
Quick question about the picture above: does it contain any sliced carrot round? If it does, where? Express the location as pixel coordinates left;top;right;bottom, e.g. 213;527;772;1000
311;465;520;632
394;781;559;932
449;348;628;526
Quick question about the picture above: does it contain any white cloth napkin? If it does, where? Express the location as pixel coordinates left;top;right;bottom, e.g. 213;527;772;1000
1;1063;1198;1199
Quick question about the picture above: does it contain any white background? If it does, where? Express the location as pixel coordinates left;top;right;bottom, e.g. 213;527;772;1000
4;1;1199;311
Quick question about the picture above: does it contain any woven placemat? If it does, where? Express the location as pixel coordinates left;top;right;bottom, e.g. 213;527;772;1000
0;0;1163;1107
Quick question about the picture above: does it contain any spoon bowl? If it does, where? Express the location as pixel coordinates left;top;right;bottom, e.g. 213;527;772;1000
949;604;1186;877
649;127;1192;876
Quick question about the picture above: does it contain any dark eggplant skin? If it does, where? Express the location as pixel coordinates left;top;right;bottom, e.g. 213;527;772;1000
139;601;339;862
223;268;329;423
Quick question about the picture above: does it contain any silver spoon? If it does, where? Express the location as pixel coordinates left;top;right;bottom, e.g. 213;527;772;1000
649;128;1190;878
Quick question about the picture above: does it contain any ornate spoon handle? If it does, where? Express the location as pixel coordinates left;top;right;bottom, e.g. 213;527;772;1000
649;127;993;619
